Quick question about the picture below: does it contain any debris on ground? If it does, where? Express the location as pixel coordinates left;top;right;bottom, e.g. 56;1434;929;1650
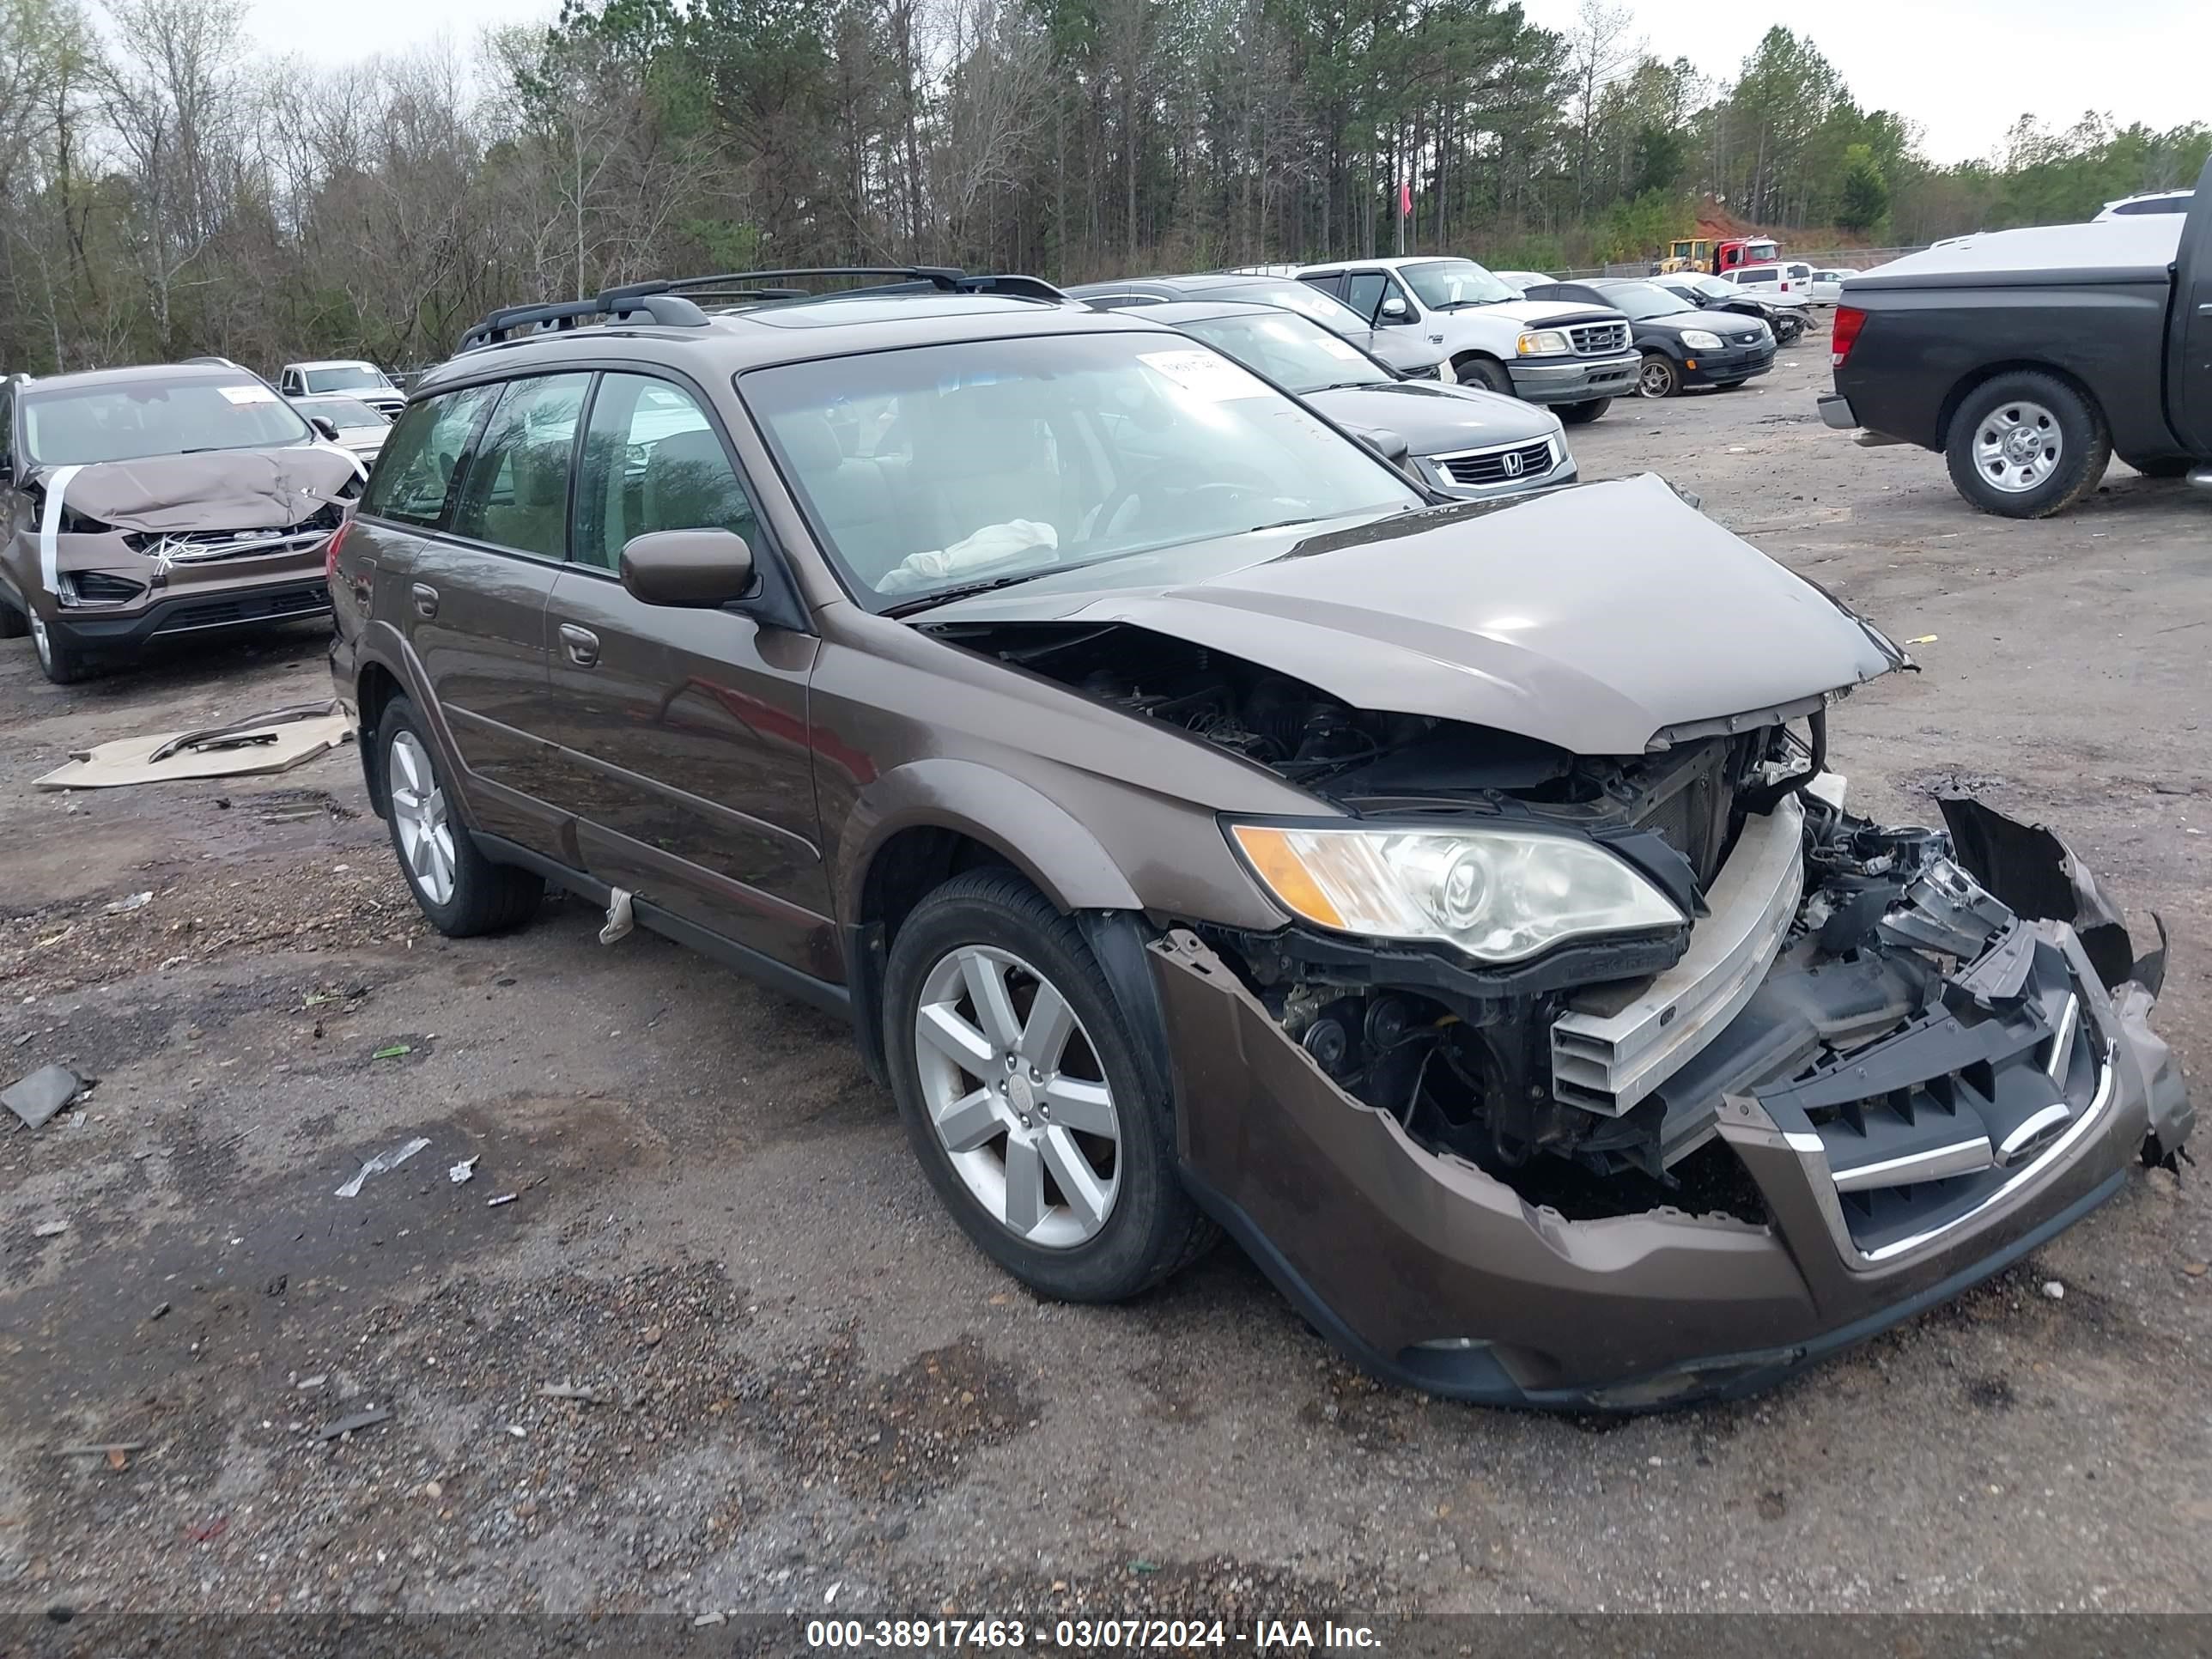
33;1219;69;1237
185;1516;228;1543
371;1043;413;1060
149;1303;170;1321
488;1193;517;1207
599;887;635;945
35;705;354;791
104;891;155;915
1906;634;1939;646
538;1383;599;1402
319;1407;391;1441
2043;1280;2066;1300
296;1375;328;1390
334;1136;431;1198
448;1155;479;1184
4;1063;88;1130
55;1441;147;1457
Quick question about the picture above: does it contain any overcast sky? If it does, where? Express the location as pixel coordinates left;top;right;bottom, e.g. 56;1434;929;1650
246;0;2203;167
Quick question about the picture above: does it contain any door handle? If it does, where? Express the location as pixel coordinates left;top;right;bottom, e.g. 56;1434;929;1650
558;623;600;667
410;582;438;618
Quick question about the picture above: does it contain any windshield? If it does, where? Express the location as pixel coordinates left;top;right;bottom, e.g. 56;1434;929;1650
1680;275;1733;300
1211;280;1371;337
1598;283;1693;320
745;332;1421;612
1175;311;1391;395
1398;259;1516;311
304;364;392;392
294;395;387;426
22;377;314;466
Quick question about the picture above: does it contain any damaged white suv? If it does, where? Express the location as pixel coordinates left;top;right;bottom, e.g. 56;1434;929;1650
0;362;364;683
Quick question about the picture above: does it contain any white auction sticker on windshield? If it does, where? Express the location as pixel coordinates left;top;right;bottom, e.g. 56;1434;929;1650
217;383;280;404
1139;349;1269;401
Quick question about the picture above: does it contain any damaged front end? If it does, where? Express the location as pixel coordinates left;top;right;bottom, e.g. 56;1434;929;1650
17;447;360;652
1145;738;2189;1405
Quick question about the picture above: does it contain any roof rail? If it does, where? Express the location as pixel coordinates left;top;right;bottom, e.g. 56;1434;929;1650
457;290;711;353
605;267;1068;307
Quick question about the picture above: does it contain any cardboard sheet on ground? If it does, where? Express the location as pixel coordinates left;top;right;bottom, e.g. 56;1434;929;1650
36;708;355;790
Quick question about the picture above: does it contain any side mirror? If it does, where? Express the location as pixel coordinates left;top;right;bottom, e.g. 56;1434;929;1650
619;527;756;608
1347;424;1413;471
1377;295;1410;322
310;416;341;441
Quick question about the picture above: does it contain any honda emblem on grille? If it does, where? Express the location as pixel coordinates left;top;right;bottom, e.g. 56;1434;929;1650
1501;451;1524;477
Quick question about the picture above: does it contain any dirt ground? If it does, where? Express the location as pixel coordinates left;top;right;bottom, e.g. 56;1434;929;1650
2;349;2208;1621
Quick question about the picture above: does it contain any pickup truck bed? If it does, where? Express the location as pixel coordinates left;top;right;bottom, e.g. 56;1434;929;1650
1820;155;2212;517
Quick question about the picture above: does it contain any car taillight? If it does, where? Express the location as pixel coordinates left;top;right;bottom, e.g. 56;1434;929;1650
1831;305;1867;368
325;517;352;581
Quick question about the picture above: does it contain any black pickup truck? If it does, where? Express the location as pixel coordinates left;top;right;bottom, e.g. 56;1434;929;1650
1820;154;2211;518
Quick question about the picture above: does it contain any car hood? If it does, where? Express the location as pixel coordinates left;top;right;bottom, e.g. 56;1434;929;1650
919;474;1905;756
1481;299;1622;330
34;446;361;533
1305;381;1559;453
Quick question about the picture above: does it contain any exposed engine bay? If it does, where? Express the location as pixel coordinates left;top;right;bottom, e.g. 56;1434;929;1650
940;617;2189;1226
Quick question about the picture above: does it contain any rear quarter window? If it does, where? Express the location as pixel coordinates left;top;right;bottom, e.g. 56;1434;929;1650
359;384;500;527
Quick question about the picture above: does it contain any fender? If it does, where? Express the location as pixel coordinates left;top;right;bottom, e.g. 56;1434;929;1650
834;756;1143;922
350;618;483;827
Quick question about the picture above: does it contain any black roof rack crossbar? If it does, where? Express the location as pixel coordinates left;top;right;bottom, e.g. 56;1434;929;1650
458;290;710;353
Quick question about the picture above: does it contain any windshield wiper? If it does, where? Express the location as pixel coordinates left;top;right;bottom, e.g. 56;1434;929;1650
883;570;1056;617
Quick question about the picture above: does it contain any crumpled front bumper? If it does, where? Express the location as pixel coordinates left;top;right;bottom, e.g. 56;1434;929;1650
1149;796;2190;1409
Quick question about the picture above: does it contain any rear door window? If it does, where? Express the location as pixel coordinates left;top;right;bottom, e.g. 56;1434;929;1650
573;374;760;572
356;383;501;527
447;374;592;560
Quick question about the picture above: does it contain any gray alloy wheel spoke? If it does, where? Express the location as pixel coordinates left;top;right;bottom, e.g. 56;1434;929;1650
913;943;1123;1249
918;1002;994;1079
960;949;1023;1049
1038;1127;1109;1229
1001;1133;1047;1235
934;1086;1002;1154
1017;982;1076;1071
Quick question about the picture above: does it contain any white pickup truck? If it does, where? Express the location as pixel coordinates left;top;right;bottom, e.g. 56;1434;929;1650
1288;257;1639;423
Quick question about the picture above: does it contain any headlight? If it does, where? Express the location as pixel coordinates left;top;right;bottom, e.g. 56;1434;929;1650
1680;329;1723;351
1228;822;1685;963
1516;329;1571;356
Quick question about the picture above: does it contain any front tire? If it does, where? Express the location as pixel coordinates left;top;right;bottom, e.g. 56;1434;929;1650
1455;356;1513;397
0;596;27;640
1558;398;1611;425
883;868;1214;1303
1945;371;2111;519
30;616;95;684
1637;353;1680;399
377;695;542;935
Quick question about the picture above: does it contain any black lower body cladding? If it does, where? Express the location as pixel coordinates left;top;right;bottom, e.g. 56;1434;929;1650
1149;788;2190;1408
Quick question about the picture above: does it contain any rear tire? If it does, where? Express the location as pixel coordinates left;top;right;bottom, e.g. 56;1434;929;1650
1558;398;1611;425
377;695;543;936
30;616;96;684
1455;356;1513;397
1945;371;2111;520
882;867;1215;1304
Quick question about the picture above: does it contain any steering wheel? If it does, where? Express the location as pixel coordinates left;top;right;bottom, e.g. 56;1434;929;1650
1091;461;1277;543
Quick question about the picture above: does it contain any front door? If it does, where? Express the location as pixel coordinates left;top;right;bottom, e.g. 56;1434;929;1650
541;372;834;979
2176;198;2212;453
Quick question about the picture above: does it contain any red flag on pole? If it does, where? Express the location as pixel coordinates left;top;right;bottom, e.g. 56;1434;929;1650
1398;179;1413;216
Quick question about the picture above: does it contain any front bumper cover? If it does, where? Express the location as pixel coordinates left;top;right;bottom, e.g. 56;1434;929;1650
1507;352;1640;403
1151;796;2189;1410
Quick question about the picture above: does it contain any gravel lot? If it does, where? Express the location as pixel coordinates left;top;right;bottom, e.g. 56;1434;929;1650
2;349;2207;1620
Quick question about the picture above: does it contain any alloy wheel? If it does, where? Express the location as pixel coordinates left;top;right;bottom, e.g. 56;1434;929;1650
1972;400;2063;494
912;945;1121;1247
387;729;458;905
1638;360;1675;398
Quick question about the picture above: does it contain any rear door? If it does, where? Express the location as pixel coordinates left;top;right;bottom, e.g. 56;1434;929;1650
376;372;590;851
541;371;834;977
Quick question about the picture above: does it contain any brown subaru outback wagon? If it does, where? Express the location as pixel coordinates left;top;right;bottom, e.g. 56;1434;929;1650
330;268;2191;1409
